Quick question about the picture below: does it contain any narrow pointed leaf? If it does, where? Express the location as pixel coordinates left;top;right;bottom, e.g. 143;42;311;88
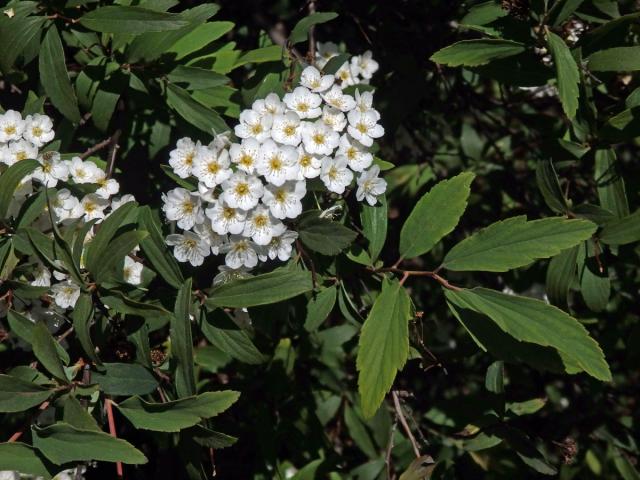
430;39;525;67
172;278;196;398
546;29;580;119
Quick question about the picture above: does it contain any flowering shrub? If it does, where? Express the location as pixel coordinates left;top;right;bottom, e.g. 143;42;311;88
1;1;640;479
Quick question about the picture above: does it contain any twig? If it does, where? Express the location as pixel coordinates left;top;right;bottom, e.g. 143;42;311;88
307;0;317;63
8;401;50;442
106;130;122;179
56;325;74;343
385;420;398;479
80;137;112;159
371;266;462;291
106;399;124;479
392;391;421;458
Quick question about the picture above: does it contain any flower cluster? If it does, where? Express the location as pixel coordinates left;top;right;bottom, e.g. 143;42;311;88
162;51;386;276
0;110;141;313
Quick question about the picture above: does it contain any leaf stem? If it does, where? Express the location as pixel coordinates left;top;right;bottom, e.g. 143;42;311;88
372;266;462;291
392;390;421;458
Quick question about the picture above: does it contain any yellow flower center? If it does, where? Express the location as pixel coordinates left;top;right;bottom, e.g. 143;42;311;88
184;239;197;248
275;189;287;203
253;214;268;228
284;125;297;136
251;123;263;135
84;202;97;213
240;154;253;167
300;154;312;167
4;125;16;135
269;157;283;171
16;151;27;161
234;182;250;197
223;207;236;219
312;133;325;145
207;162;220;174
42;162;53;173
32;126;43;137
185;152;194;166
356;122;368;134
347;147;357;160
328;166;338;180
182;201;194;214
297;102;309;112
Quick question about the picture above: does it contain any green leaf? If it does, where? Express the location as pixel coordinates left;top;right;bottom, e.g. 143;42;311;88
600;209;640;245
32;422;147;465
79;6;189;33
72;293;101;367
200;310;267;364
0;443;53;479
189;425;238;449
485;361;504;394
0;374;53;412
91;362;158;396
445;288;611;381
39;25;81;123
235;45;284;67
32;322;69;383
546;29;580;119
15;188;49;229
172;278;196;398
536;160;568;214
94;230;148;283
430;39;525;67
400;172;475;259
546;246;578;306
595;148;629;218
207;269;313;308
357;279;412;418
0;159;40;220
588;47;640;71
166;83;228;135
0;14;47;73
168;65;229;90
137;206;184;289
168;21;234;59
361;196;387;263
7;311;70;365
304;286;337;331
443;216;597;272
289;12;339;45
344;404;378;459
116;391;239;432
298;212;358;256
578;241;610;313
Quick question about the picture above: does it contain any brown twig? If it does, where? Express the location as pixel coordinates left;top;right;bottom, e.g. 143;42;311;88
307;0;317;63
385;419;398;479
8;401;50;442
80;137;112;160
106;399;124;479
392;391;421;458
106;129;122;180
372;266;462;291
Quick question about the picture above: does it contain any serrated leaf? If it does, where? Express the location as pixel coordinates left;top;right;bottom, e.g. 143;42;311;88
206;269;313;308
172;278;196;398
536;160;568;214
298;212;358;255
304;286;337;331
600;209;640;245
289;12;338;45
0;375;53;412
588;46;640;71
0;159;40;220
357;279;412;418
116;391;239;432
443;216;597;272
39;26;81;123
546;29;580;119
32;422;147;464
400;172;475;259
546;246;578;306
0;443;53;479
79;6;189;33
91;362;158;396
445;288;611;381
430;39;525;67
578;241;610;313
32;321;69;383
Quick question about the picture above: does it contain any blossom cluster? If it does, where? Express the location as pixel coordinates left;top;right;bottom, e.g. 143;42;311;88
0;110;141;313
161;51;387;276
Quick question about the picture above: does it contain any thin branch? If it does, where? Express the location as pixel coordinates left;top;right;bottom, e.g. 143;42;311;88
385;420;398;479
80;137;112;160
106;130;122;180
307;0;317;63
392;391;421;458
371;266;462;291
106;399;124;479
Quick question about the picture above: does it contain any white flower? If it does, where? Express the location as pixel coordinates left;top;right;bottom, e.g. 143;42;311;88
242;205;286;245
73;193;110;221
257;140;298;186
295;146;322;179
94;172;120;199
354;89;374;113
0;140;38;166
356;165;387;205
229;138;260;174
221;235;260;269
283;87;322;119
337;134;373;172
0;110;24;143
321;106;347;132
322;85;356;112
193;222;227;255
123;256;143;285
259;230;298;262
301;121;340;156
0;471;20;480
351;51;379;80
208;131;232;152
51;189;80;221
347;110;384;147
51;280;81;309
206;199;247;235
221;172;264;210
320;156;353;194
31;264;52;287
234;109;273;142
161;187;204;230
262;181;306;219
335;61;357;87
23;114;55;147
271;111;302;146
300;66;334;93
169;137;199;179
196;182;217;203
67;157;101;184
166;231;210;266
192;146;232;188
252;93;285;116
110;194;136;211
316;42;340;68
32;151;68;187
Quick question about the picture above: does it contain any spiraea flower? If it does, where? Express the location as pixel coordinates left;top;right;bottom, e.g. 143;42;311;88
242;205;286;245
322;86;356;112
257;140;298;186
271;112;302;146
162;188;204;230
23;114;55;147
67;157;101;184
295;146;322;179
300;66;335;93
221;235;260;269
252;93;285;116
73;193;110;221
235;109;273;142
356;165;387;206
192;146;232;188
51;280;81;309
351;51;379;80
301;121;340;156
320;156;353;194
166;231;210;266
259;230;299;262
221;172;264;210
337;135;373;172
206;199;247;235
1;139;38;166
347;110;384;147
283;87;322;119
123;256;143;285
262;181;306;219
0;110;25;143
32;151;69;187
229;138;260;174
169;137;199;179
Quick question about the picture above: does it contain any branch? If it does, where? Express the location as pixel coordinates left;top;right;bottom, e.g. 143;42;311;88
80;137;112;160
106;129;122;180
307;0;317;63
371;266;462;291
106;399;124;479
392;391;421;458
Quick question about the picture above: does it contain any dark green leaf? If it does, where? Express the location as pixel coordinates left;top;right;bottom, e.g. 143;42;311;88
546;246;578;306
72;293;101;367
79;6;189;34
304;286;337;331
32;321;69;383
289;12;339;45
0;375;53;412
485;361;504;394
361;196;387;263
588;47;640;71
0;443;53;479
200;310;267;364
546;29;580;119
595;148;629;218
0;159;40;220
91;362;158;396
298;212;358;256
166;83;228;135
430;39;525;67
172;278;196;398
600;209;640;245
536;160;568;214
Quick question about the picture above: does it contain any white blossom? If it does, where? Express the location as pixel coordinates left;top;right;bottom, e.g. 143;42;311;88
206;199;247;235
229;138;260;174
72;193;109;221
259;230;298;262
321;105;347;132
354;90;374;113
271;111;302;146
32;151;68;187
221;172;264;210
23;114;55;147
300;65;334;93
51;189;80;221
0;140;38;166
94;172;120;199
320;156;353;194
67;157;102;184
347;110;384;147
51;280;81;309
110;194;136;211
234;109;273;142
252;93;285;116
192;145;232;188
335;61;357;87
302;120;340;156
162;187;204;230
356;165;387;205
283;87;322;119
0;110;24;143
322;85;356;112
337;134;373;172
351;51;379;80
295;146;322;179
123;256;143;285
257;140;298;186
221;235;260;269
166;231;210;266
31;263;52;287
316;42;340;68
193;222;227;255
169;137;199;179
262;180;306;219
243;205;286;245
